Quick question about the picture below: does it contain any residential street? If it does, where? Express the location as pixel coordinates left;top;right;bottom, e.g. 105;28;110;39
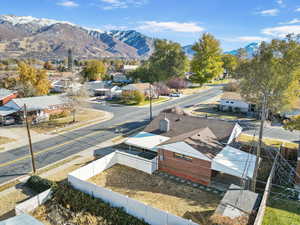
0;85;299;185
0;86;223;184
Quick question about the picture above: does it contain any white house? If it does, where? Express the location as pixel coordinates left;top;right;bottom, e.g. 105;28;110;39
85;81;122;99
219;92;255;113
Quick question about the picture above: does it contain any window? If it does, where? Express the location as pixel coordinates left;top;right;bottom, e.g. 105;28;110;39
174;153;192;161
230;101;234;104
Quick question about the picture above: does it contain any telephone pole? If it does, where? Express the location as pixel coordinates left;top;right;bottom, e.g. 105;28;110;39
149;83;153;121
24;104;36;174
252;95;267;191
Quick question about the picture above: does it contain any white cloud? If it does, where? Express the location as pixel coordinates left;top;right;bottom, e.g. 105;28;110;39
276;0;285;6
223;36;269;43
279;18;300;25
57;1;79;7
137;21;204;33
262;25;300;37
296;8;300;12
100;0;147;10
258;8;279;16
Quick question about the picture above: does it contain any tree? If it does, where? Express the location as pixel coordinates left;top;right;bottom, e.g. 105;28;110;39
121;90;144;105
148;39;186;82
68;49;73;71
167;77;187;91
17;62;51;97
221;54;238;77
63;86;89;122
284;115;300;131
237;36;300;191
237;38;300;113
190;33;224;85
81;60;107;81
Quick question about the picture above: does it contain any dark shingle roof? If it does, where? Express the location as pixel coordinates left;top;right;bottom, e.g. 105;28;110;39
144;109;236;144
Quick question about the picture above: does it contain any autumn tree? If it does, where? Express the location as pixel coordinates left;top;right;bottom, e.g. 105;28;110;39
81;60;107;81
17;62;51;97
237;37;300;113
221;54;238;77
190;33;224;84
284;115;300;131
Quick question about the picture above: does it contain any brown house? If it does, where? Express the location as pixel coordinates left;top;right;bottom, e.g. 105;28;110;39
125;108;257;186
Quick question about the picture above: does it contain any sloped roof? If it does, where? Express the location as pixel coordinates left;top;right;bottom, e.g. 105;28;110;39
122;83;151;92
12;95;67;111
215;184;259;219
161;127;224;159
144;110;236;143
0;88;16;100
212;145;257;179
124;131;170;151
159;141;212;161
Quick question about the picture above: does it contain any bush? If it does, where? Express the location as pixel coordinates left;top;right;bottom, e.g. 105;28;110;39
51;183;150;225
26;175;56;193
49;110;70;120
223;82;239;92
121;90;144;105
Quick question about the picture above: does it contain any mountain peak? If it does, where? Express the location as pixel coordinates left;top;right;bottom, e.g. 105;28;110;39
0;15;75;27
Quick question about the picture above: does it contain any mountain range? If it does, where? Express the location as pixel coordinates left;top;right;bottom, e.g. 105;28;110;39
182;42;260;58
0;15;154;60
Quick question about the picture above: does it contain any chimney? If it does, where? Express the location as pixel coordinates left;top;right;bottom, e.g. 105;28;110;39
159;113;170;132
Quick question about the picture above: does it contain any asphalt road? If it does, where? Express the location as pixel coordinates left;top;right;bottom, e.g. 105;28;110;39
0;86;224;184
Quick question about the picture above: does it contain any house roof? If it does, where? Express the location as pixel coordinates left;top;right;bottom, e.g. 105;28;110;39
122;83;151;92
161;127;224;159
215;184;259;219
144;109;236;144
124;131;170;151
212;145;257;179
12;95;67;112
0;213;44;225
159;141;212;161
0;88;16;100
221;92;245;101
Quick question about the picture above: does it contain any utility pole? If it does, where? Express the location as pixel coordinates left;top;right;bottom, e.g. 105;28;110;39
24;104;36;174
149;83;153;120
252;95;267;192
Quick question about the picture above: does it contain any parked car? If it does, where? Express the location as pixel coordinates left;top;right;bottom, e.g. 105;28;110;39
2;116;15;126
169;93;182;97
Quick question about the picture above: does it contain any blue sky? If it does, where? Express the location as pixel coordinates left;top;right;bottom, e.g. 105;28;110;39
1;0;300;50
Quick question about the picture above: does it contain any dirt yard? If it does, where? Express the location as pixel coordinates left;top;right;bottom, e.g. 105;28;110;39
88;164;221;223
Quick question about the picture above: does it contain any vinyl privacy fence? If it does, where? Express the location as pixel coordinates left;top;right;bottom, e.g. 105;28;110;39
68;151;199;225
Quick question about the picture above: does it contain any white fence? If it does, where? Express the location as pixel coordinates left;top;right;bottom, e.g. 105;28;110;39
68;151;198;225
15;189;52;215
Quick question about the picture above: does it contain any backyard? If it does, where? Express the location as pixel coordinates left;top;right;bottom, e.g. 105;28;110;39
88;164;221;224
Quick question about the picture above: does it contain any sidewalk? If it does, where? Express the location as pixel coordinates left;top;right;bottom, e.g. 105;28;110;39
0;110;113;152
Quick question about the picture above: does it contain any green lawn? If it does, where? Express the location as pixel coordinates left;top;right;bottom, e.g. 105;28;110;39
262;199;300;225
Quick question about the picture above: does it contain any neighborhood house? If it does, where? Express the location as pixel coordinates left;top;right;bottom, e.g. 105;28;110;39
219;92;256;114
85;80;122;99
125;107;257;186
122;83;159;98
0;94;69;124
0;88;18;106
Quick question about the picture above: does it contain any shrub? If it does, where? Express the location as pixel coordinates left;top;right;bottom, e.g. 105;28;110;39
223;82;239;92
26;175;56;193
49;110;70;120
121;90;144;105
51;183;150;225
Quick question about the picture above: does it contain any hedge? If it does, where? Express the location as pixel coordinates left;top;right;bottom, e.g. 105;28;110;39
26;175;56;193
